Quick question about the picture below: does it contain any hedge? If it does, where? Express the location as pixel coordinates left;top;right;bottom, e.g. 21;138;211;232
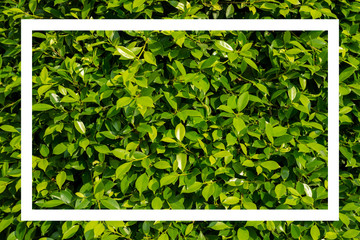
0;0;359;240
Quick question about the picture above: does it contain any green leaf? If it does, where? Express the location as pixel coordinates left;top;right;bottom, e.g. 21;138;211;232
237;228;250;240
74;120;86;134
303;183;313;197
255;83;269;95
260;161;280;171
94;180;104;200
136;96;154;108
343;229;360;239
115;162;132;179
244;58;259;71
265;122;274;143
154;161;171;169
151;197;163;209
163;92;177;110
144;51;157;65
209;222;231;231
63;225;80;240
33;103;54;111
237;91;249;112
215;40;234;52
116;97;132;109
288;86;297;101
233;117;246;134
339;67;356;82
291;225;301;238
135;173;149;195
79;138;89;150
53;143;67;155
133;0;146;8
0;125;19;133
202;184;215;201
116;46;136;59
222;196;240;205
175;60;186;76
324;232;337;239
94;145;111;154
287;0;300;4
310;225;320;240
176;153;187;172
56;171;66;189
29;0;37;14
175;123;186;142
213;151;232;158
101;198;120;210
275;184;287;198
160;173;178;187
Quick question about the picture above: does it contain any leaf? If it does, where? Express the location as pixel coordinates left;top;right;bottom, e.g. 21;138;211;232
222;196;240;205
215;40;234;52
74;120;86;134
287;0;300;4
202;184;215;201
79;138;89;150
63;225;80;240
265;122;274;143
260;161;280;171
151;197;163;209
56;171;66;189
0;125;19;133
53;143;67;155
244;58;259;71
94;180;104;200
154;161;171;169
94;145;110;154
115;162;132;179
176;153;187;172
237;91;249;112
175;123;185;142
101;198;120;210
303;183;313;197
116;97;132;109
33;103;54;111
133;0;146;8
136;96;154;107
161;137;177;143
116;46;136;59
275;184;286;198
213;151;232;158
339;67;356;82
144;51;157;65
255;83;269;95
237;228;250;240
160;173;178;187
288;86;297;101
233;117;246;134
343;229;360;239
310;225;320;240
291;225;301;238
135;173;149;195
163;92;177;110
148;126;157;142
209;222;231;231
175;60;186;76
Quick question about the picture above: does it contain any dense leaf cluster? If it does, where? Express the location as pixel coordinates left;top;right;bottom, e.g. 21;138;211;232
32;30;328;211
0;0;359;240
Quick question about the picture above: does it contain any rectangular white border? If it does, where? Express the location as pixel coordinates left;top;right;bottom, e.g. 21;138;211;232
21;19;339;221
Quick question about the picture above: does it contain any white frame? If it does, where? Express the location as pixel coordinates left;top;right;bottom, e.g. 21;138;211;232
21;19;339;221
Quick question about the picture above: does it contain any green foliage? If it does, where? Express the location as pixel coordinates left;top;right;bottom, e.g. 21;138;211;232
0;0;359;240
31;29;329;212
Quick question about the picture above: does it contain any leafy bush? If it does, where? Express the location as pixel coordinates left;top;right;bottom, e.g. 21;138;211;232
32;30;328;211
0;0;359;239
